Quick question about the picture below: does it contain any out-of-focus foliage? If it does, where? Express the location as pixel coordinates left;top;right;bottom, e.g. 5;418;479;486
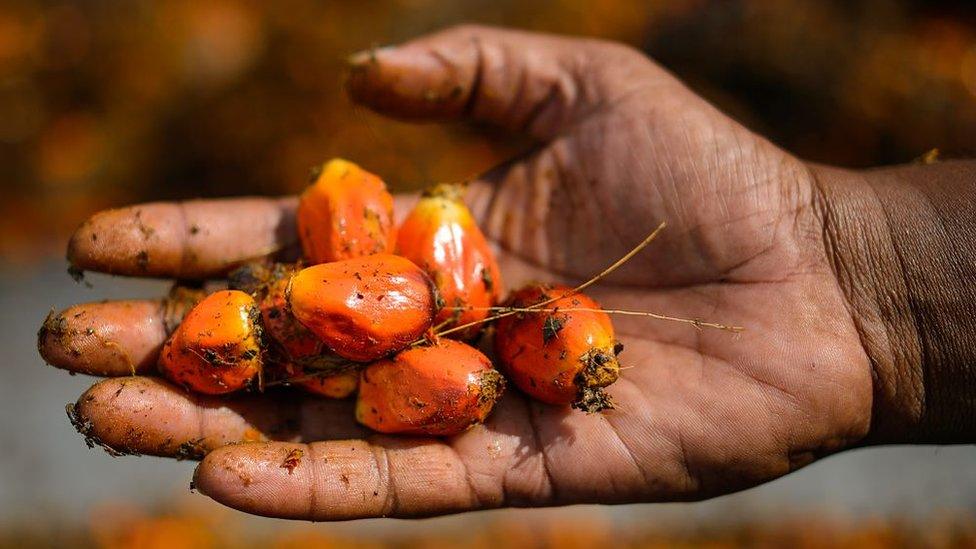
1;0;974;263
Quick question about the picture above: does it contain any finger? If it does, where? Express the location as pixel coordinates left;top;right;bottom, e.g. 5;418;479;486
44;190;427;378
38;289;203;377
346;24;661;140
68;377;366;458
40;300;170;376
392;193;418;224
68;196;298;279
193;438;486;520
191;391;562;520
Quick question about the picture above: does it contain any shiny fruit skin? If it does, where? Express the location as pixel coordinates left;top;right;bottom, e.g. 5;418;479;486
494;284;620;412
287;254;436;362
356;339;504;436
297;158;396;264
396;184;502;338
255;264;325;361
231;261;355;398
158;290;262;394
260;269;359;398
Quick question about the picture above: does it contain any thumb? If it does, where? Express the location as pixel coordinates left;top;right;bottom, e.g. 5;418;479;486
346;25;662;140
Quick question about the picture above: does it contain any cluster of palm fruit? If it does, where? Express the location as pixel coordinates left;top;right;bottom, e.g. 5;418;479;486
159;159;623;436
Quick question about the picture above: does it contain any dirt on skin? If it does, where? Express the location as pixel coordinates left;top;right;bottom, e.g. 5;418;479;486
38;284;205;377
280;448;304;474
38;310;78;359
65;402;132;457
174;438;208;461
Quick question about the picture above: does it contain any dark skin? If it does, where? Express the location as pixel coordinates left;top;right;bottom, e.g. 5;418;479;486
40;26;975;520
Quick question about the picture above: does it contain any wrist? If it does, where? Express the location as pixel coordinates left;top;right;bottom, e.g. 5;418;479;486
810;161;976;444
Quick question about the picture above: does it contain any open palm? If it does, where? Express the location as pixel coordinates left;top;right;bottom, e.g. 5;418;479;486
41;26;873;519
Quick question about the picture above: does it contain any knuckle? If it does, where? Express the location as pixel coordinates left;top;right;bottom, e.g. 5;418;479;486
585;39;650;68
439;23;492;42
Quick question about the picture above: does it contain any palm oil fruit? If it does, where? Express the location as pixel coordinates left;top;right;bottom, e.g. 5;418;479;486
356;339;505;436
230;261;357;397
250;263;325;363
158;290;263;395
494;284;621;412
300;370;359;398
396;183;502;338
273;361;359;398
297;158;396;264
246;263;360;398
287;254;436;362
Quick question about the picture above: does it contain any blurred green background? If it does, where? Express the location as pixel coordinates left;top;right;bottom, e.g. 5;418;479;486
2;0;976;546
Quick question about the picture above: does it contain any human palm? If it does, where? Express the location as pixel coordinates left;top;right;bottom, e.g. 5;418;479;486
42;26;873;519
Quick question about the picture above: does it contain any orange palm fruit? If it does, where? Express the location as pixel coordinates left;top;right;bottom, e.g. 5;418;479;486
356;339;505;436
230;261;358;398
273;362;359;399
287;254;436;362
158;290;262;394
494;284;621;412
396;183;502;338
263;277;359;398
252;265;354;397
300;370;359;398
252;263;325;361
297;158;396;264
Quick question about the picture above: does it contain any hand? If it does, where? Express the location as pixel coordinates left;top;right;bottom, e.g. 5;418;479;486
40;26;873;520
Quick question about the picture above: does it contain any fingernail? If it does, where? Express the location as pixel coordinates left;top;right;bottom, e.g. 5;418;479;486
190;464;209;496
346;45;396;68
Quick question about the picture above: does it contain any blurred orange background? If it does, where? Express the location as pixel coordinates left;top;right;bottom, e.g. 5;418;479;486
2;0;976;547
3;0;976;263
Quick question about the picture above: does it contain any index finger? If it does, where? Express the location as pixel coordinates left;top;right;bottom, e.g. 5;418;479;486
68;197;298;279
65;189;487;280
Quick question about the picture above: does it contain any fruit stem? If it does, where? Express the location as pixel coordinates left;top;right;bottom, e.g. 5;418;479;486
263;366;353;388
453;306;743;333
434;221;668;338
555;220;668;300
421;182;466;201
